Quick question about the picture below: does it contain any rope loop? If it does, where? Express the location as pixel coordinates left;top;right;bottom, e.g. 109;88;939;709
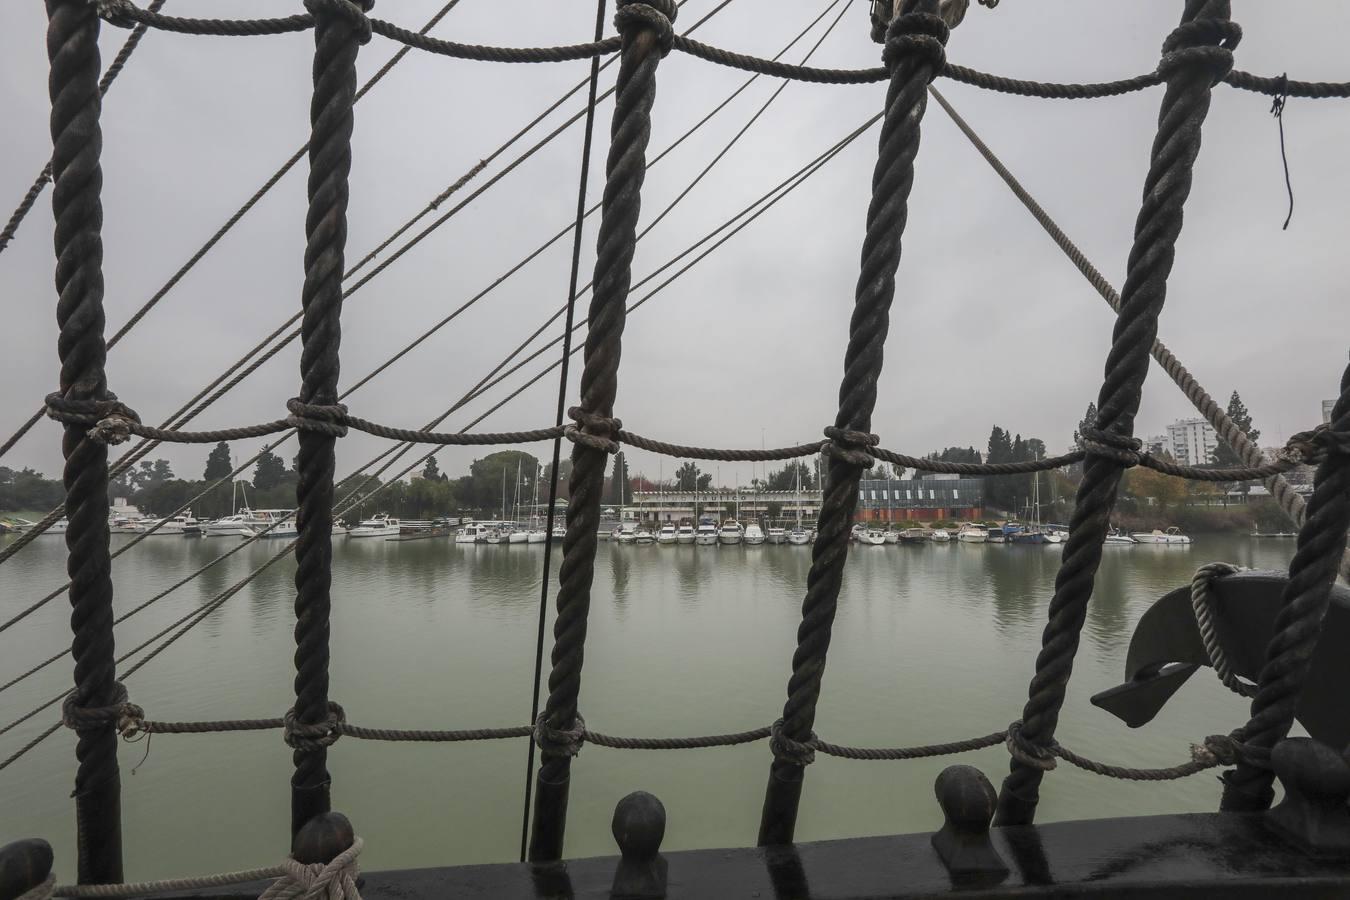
61;681;144;735
259;836;364;899
882;11;949;77
1081;426;1143;468
822;426;878;469
1158;18;1241;84
615;0;678;56
13;873;54;900
1189;562;1256;698
284;701;346;752
1005;720;1056;771
44;391;142;445
304;0;374;44
94;0;136;28
1286;422;1350;465
768;718;817;767
286;398;350;438
564;406;621;454
533;712;586;757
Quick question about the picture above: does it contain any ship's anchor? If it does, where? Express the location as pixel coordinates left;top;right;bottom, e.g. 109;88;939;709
1090;568;1350;752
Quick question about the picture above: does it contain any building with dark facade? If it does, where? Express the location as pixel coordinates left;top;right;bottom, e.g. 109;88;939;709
855;476;984;522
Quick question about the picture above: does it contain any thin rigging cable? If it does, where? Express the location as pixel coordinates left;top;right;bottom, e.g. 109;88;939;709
520;0;606;863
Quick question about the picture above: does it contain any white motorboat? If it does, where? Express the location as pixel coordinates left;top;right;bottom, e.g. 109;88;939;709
108;515;148;535
766;526;786;545
551;524;566;542
675;524;696;544
656;524;678;545
508;529;530;545
787;526;810;545
203;514;253;537
1131;526;1191;545
1104;530;1137;545
883;530;900;544
144;512;202;536
930;529;952;543
614;523;637;544
332;519;349;537
526;530;547;543
850;523;867;542
744;523;766;545
348;514;400;538
1045;530;1067;544
957;524;988;543
30;518;68;535
859;528;887;546
694;522;719;546
633;528;655;545
717;520;743;545
455;523;483;544
484;527;504;545
245;509;299;539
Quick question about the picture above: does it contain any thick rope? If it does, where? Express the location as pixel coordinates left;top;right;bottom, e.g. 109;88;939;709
289;0;368;835
528;0;675;863
1223;379;1350;810
46;0;125;883
1190;562;1257;698
995;1;1240;828
759;2;949;848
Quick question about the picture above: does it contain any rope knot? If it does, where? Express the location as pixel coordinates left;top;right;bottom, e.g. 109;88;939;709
1286;422;1350;465
1005;720;1056;771
533;712;586;757
61;681;143;735
1158;18;1241;84
1192;733;1243;767
882;11;949;77
263;837;364;899
614;0;678;56
768;718;817;767
304;0;374;44
564;406;621;454
94;0;135;27
45;391;142;444
284;701;346;752
1081;427;1142;468
286;398;350;438
822;426;878;469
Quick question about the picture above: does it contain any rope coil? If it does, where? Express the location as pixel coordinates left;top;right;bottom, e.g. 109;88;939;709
882;11;948;76
822;426;878;468
1081;427;1143;468
614;0;677;56
1158;17;1241;83
284;701;347;752
60;682;143;736
563;406;622;454
533;712;586;757
769;718;817;767
1190;562;1257;698
304;0;373;45
285;398;350;437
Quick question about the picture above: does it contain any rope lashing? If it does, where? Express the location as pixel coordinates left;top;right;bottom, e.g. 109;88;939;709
1286;422;1350;465
1190;562;1257;698
614;0;677;57
59;682;143;736
1080;427;1144;468
822;426;878;468
1157;17;1241;84
284;701;347;752
256;838;363;900
44;393;141;434
285;398;350;438
562;406;621;454
532;712;586;758
881;11;948;77
303;0;372;45
768;718;817;767
1004;720;1056;772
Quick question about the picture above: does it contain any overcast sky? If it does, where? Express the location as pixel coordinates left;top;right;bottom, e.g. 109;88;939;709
2;1;1347;492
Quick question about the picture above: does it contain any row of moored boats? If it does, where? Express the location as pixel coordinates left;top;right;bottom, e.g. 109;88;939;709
18;509;412;539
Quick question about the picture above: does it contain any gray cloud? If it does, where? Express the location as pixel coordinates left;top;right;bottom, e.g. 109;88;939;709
2;0;1345;492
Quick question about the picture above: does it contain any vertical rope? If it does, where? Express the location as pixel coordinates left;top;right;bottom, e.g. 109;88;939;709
527;0;676;863
1221;378;1350;809
46;0;123;883
519;0;607;864
290;0;369;837
994;0;1239;827
757;0;949;847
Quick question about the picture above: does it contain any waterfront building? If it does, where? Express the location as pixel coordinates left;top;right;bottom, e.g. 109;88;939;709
1166;418;1218;467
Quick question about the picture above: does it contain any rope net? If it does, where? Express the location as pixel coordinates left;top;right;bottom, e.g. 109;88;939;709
7;0;1350;890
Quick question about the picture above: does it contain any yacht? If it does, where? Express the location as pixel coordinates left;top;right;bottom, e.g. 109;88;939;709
717;520;743;545
145;512;202;536
850;523;867;542
1009;529;1049;545
526;529;548;544
956;523;988;543
744;523;766;546
455;523;484;544
930;529;952;543
203;514;253;538
883;529;900;544
245;509;299;539
898;528;928;544
508;528;530;545
786;525;810;546
1104;529;1137;545
633;527;655;545
675;524;696;544
332;519;349;537
1131;526;1192;545
656;524;678;545
108;515;148;535
694;521;719;546
484;526;505;545
614;523;637;544
766;526;786;545
348;514;400;538
859;528;887;546
551;523;566;542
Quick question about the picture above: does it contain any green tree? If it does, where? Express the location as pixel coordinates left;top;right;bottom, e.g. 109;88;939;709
1073;402;1098;450
203;443;233;481
253;449;288;492
467;450;540;514
765;461;814;492
674;461;702;491
422;456;447;483
607;451;631;506
1211;391;1260;501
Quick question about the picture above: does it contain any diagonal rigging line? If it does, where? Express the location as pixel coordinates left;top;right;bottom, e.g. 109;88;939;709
0;0;762;572
0;0;169;257
0;112;873;756
0;0;467;462
926;84;1346;578
0;47;859;685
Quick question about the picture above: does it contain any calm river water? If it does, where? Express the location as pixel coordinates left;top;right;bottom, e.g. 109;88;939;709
0;532;1299;880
